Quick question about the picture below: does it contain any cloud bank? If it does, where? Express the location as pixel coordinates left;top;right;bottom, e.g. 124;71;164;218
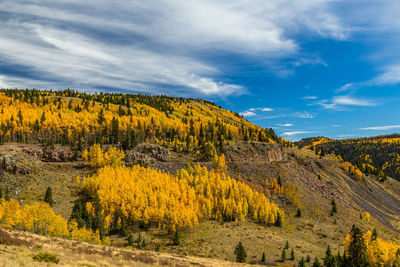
0;0;349;96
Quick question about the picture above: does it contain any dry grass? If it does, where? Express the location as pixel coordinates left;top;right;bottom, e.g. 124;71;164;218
0;228;257;267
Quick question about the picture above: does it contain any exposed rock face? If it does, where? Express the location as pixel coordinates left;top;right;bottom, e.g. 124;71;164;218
41;148;75;162
22;147;75;162
135;144;170;162
0;154;30;175
125;144;170;166
225;142;288;163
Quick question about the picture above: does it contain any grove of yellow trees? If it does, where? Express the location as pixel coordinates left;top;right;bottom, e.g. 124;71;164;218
344;228;400;266
341;161;363;180
80;164;283;232
0;199;106;244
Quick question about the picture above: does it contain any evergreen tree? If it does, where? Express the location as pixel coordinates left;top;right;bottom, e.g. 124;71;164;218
234;242;247;263
331;199;337;215
347;225;370;267
296;208;302;217
312;257;322;267
277;175;283;187
120;216;128;237
4;187;10;201
306;255;311;262
275;212;283;227
282;248;287;262
299;257;306;267
285;241;289;249
44;186;53;207
127;233;134;247
173;231;180;246
323;245;339;267
261;252;266;262
291;248;295;261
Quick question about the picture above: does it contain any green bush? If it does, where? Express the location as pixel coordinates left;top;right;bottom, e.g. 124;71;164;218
32;252;60;264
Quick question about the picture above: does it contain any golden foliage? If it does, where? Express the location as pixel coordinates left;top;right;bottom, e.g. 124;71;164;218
82;165;199;232
0;199;103;244
344;229;400;266
84;144;125;168
81;164;283;231
341;161;363;180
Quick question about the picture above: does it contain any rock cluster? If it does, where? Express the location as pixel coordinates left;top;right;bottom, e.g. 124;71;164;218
125;144;170;166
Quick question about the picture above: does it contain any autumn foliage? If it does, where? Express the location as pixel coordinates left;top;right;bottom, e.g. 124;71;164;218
344;227;400;266
0;89;285;159
341;161;363;180
80;164;283;232
0;199;105;244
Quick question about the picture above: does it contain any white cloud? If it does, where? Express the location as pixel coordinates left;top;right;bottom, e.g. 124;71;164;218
261;107;273;112
302;95;318;100
368;65;400;86
282;131;313;136
332;95;377;106
315;95;378;110
360;125;400;131
295;111;314;119
277;123;293;127
335;83;354;93
0;0;351;95
239;111;256;117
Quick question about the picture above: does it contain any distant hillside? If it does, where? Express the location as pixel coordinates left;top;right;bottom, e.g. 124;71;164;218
0;89;291;159
296;134;400;181
294;136;330;148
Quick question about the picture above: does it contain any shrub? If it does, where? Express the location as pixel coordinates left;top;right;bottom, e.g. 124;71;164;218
32;252;60;264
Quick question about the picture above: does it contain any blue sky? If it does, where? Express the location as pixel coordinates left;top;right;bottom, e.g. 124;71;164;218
1;1;400;140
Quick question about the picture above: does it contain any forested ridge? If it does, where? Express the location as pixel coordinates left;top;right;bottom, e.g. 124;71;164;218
297;135;400;181
0;89;290;159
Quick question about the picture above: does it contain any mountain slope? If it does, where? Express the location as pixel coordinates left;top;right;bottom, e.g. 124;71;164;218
296;135;400;181
1;89;400;266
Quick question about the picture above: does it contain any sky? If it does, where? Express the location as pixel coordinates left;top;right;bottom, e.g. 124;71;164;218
1;0;400;141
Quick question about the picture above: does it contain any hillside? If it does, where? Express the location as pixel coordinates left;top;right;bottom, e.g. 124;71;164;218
296;135;400;181
0;90;400;266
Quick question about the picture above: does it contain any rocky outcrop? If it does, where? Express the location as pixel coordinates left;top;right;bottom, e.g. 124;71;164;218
225;142;288;163
0;154;30;175
41;148;75;162
125;144;170;166
22;147;75;162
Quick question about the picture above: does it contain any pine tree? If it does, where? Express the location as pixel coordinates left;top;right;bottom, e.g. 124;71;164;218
4;187;10;201
277;176;283;187
347;225;369;267
306;255;311;262
234;242;247;263
44;186;53;207
312;257;322;267
331;199;337;215
296;208;302;217
299;257;306;267
282;248;287;262
285;241;289;249
120;216;128;237
291;248;295;261
275;212;283;227
127;233;134;247
173;231;180;246
137;232;143;246
261;252;266;262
